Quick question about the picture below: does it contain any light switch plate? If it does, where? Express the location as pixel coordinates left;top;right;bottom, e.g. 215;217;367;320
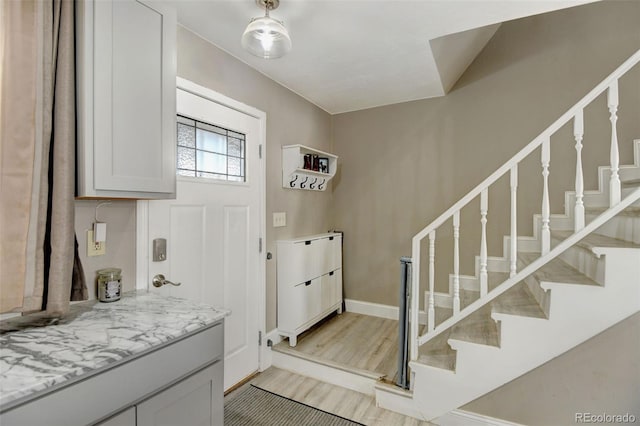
273;212;286;227
87;229;106;257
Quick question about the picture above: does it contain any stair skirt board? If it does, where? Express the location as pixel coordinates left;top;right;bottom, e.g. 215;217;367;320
375;384;524;426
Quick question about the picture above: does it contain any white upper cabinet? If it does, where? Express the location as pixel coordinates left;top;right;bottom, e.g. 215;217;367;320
76;0;177;199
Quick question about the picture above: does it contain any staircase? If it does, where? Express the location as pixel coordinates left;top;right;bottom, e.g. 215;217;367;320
377;50;640;422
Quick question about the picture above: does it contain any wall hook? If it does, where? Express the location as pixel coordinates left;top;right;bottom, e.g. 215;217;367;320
309;178;318;189
300;176;309;189
318;179;326;190
289;174;299;187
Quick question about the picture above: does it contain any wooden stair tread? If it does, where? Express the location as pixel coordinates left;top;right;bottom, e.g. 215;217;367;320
417;330;456;371
491;282;547;319
518;252;600;286
622;178;640;187
551;230;640;250
450;305;499;347
585;206;640;217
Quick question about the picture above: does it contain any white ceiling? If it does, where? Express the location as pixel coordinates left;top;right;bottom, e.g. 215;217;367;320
158;0;597;114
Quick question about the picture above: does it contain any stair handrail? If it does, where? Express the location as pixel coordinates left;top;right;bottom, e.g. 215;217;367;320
413;187;640;353
410;49;640;361
412;49;640;244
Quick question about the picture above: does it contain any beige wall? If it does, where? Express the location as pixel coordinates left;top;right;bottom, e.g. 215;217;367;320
74;200;137;300
177;27;334;331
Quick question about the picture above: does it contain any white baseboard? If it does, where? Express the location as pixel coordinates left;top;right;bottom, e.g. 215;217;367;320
344;299;427;324
434;410;524;426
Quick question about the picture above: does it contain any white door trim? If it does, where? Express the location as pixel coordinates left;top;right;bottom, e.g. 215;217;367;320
136;77;268;371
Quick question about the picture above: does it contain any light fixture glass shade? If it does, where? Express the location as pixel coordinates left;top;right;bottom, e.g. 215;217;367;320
241;16;291;59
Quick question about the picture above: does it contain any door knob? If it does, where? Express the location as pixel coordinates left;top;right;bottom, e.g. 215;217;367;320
152;274;182;288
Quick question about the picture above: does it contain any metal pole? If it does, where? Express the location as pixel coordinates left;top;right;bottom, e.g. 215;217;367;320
397;256;412;389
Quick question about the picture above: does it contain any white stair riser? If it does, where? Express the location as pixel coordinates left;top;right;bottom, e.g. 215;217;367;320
586;213;640;244
566;188;640;209
425;291;455;309
449;274;480;292
484;256;510;273
532;214;574;235
504;235;539;255
550;237;605;284
522;274;551;317
410;248;640;421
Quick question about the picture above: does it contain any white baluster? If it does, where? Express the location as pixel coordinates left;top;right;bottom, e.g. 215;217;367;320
479;189;488;297
510;165;518;277
608;81;621;207
427;230;436;332
453;211;460;314
574;110;585;231
541;138;551;255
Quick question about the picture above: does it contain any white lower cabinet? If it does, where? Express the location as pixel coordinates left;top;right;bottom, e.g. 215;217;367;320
277;233;343;347
1;322;224;426
98;362;223;426
136;363;223;426
97;408;136;426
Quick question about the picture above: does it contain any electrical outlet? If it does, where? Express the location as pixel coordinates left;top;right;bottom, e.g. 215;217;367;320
273;212;286;227
87;229;106;257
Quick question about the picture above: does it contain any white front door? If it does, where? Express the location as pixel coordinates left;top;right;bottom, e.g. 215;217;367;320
143;83;264;391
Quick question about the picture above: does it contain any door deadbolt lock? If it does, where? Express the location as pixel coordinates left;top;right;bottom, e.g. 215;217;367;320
153;238;167;262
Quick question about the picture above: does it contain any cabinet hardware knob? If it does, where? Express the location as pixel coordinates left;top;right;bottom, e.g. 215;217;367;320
305;280;312;286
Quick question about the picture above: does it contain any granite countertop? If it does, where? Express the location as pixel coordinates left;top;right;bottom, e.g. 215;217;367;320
0;291;229;410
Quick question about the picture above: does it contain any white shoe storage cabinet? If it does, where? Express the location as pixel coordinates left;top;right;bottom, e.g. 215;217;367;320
276;233;343;346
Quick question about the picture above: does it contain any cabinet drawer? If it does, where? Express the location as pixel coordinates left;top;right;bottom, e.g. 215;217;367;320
278;277;321;332
320;270;341;312
277;235;341;286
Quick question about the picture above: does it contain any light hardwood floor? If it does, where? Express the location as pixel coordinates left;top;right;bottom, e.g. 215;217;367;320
273;312;399;382
239;367;432;426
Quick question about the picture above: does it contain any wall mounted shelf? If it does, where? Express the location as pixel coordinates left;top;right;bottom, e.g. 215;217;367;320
282;145;338;191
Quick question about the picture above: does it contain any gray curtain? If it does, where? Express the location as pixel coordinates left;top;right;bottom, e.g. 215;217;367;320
0;0;86;316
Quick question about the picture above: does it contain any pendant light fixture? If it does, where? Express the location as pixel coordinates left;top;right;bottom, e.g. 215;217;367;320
241;0;291;59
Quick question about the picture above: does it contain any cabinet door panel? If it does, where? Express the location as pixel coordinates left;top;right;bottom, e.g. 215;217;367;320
137;362;223;426
320;272;335;312
305;277;322;321
93;0;175;194
97;407;136;426
278;278;321;332
277;241;313;285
